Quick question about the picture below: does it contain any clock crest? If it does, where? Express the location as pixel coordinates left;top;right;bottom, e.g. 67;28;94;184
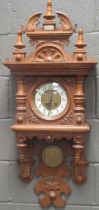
3;0;96;208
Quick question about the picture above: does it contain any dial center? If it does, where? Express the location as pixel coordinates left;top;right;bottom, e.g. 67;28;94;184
41;90;61;111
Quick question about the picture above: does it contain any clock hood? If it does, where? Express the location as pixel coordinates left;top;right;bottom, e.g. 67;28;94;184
3;0;96;75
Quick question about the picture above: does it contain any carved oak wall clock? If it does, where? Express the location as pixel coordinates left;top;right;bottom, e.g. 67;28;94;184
3;0;96;208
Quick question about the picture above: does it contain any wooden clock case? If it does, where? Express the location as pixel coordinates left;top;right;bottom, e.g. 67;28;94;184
3;0;96;208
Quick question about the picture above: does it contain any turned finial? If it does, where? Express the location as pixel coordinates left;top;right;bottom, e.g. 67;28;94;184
76;29;86;47
13;31;26;62
44;0;54;18
73;29;87;61
44;0;55;22
14;31;25;49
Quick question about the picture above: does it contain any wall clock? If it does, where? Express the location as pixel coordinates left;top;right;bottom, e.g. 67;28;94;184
3;0;97;208
30;82;69;120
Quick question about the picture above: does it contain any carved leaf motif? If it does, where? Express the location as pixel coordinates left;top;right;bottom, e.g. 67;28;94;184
35;178;71;207
57;12;72;31
26;110;40;123
27;13;42;32
60;112;74;125
35;163;71;208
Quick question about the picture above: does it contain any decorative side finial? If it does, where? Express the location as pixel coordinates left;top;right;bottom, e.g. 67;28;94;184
73;29;87;61
76;29;86;46
13;31;26;62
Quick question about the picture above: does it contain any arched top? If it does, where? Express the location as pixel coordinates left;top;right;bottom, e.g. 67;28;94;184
25;0;75;42
33;45;65;62
24;41;73;63
26;11;75;41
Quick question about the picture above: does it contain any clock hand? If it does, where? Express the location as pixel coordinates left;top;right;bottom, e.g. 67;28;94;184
47;94;53;110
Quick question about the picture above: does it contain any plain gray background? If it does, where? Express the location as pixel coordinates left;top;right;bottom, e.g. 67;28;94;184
0;0;99;209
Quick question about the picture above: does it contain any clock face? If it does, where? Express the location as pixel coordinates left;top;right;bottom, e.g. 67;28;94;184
31;82;69;120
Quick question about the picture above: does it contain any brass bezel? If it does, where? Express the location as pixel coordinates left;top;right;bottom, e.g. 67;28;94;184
42;145;64;168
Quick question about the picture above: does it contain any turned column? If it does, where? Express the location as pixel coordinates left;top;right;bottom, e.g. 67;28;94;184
74;76;85;125
16;76;27;124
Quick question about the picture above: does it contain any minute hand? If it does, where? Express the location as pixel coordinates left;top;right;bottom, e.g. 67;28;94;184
47;94;53;110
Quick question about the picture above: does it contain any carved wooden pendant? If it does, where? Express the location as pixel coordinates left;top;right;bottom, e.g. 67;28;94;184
3;0;96;208
35;144;71;207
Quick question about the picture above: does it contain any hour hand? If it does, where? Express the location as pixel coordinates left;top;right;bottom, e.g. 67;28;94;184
46;94;52;110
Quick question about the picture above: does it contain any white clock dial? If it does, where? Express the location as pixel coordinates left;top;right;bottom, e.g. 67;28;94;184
33;82;69;120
